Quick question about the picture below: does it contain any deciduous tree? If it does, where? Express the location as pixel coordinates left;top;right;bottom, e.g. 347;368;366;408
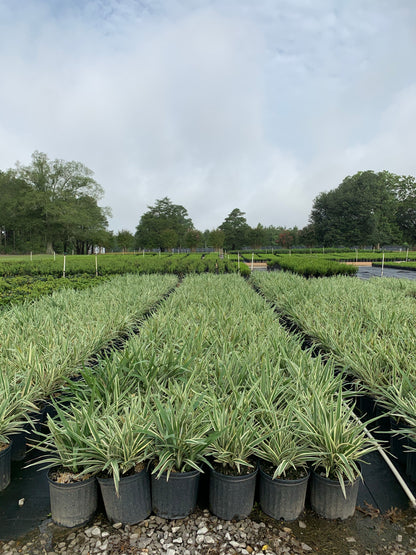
116;230;135;253
310;170;403;247
248;223;267;249
184;229;201;251
209;229;225;250
388;173;416;245
1;153;109;254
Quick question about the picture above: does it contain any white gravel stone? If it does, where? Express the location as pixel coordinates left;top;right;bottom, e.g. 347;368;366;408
1;503;411;555
90;527;101;537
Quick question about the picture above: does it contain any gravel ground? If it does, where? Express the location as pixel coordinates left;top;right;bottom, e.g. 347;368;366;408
1;506;416;555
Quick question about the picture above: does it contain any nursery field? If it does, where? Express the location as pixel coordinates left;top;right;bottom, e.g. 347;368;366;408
263;253;358;277
0;248;371;309
2;249;415;288
1;270;416;553
238;249;416;277
250;272;416;436
0;274;108;309
373;260;416;271
0;252;248;308
0;252;248;278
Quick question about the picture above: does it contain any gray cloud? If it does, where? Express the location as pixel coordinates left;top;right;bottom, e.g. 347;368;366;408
0;0;415;233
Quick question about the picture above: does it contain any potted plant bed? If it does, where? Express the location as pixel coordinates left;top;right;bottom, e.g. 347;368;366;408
310;466;360;520
26;402;99;527
206;393;261;520
254;408;313;521
209;462;258;521
146;388;216;520
296;388;377;520
151;467;201;519
47;467;98;527
66;399;153;525
259;464;310;521
97;464;151;525
0;375;35;490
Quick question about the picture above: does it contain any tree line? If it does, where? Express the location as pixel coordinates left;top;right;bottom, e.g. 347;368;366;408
132;198;302;252
1;152;415;254
134;169;416;251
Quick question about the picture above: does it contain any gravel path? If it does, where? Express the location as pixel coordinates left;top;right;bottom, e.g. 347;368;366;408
1;509;309;555
1;507;415;555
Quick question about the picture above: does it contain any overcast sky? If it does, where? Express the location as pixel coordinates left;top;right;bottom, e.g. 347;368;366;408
1;0;415;233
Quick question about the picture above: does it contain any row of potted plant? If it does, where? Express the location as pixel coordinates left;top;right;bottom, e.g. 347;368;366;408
0;252;248;278
250;271;416;475
27;274;377;525
0;273;178;486
0;274;108;309
29;375;375;526
266;254;357;277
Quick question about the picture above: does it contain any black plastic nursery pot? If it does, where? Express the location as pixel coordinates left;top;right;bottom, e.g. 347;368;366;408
340;373;360;396
406;439;416;482
358;394;377;421
358;396;390;441
389;417;408;467
151;469;200;519
259;467;309;521
310;469;360;520
47;470;98;528
209;466;258;521
98;468;151;525
0;442;12;491
10;407;46;462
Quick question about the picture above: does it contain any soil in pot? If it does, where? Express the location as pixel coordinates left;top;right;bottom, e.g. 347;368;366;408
209;463;258;521
151;469;200;519
98;466;151;525
259;462;310;521
47;468;98;528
